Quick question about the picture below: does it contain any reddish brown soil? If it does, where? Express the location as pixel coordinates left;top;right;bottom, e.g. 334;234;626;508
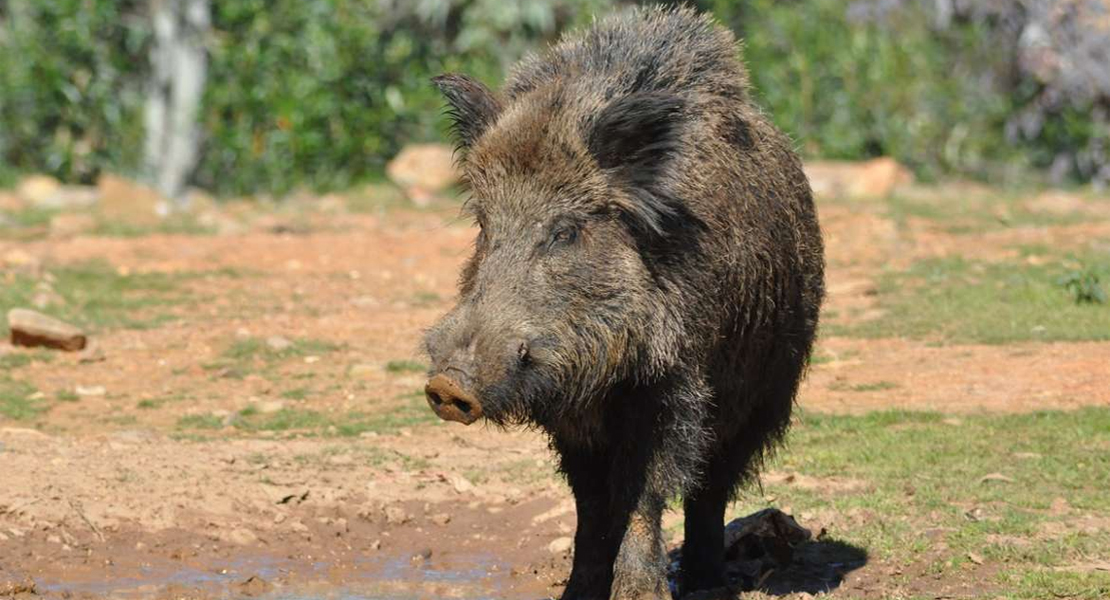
2;186;1108;599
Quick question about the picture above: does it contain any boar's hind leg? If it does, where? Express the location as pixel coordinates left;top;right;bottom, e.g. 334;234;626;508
679;473;730;595
610;494;669;600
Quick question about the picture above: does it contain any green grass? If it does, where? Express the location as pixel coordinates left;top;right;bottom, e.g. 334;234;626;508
176;414;225;430
385;359;427;374
833;254;1110;343
884;191;1088;234
0;350;53;370
177;390;439;437
221;336;340;362
204;336;342;378
830;380;900;393
0;260;241;335
731;408;1110;597
0;378;45;420
0;207;216;241
90;213;216;238
280;387;310;400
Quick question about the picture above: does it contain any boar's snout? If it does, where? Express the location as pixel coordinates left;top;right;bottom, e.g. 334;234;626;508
425;373;483;425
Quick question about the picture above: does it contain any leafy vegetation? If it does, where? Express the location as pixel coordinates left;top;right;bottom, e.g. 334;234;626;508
0;378;44;420
3;0;1108;193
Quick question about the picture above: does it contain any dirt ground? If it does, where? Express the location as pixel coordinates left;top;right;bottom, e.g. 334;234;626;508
1;184;1108;599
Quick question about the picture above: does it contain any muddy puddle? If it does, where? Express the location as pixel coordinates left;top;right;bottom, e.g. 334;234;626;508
30;550;539;600
10;548;547;600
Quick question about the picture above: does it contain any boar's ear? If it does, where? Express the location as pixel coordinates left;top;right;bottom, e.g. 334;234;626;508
432;74;503;151
587;92;687;237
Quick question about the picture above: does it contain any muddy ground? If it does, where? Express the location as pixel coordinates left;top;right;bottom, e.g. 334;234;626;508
1;183;1109;599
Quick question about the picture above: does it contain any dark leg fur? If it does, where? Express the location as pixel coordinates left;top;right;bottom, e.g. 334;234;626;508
560;446;624;599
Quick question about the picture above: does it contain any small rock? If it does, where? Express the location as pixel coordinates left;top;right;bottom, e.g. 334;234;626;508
385;506;410;525
385;143;459;207
804;157;912;199
411;548;433;562
979;472;1015;484
265;336;293;351
348;363;380;381
257;400;285;414
8;308;87;351
75;385;107;397
236;575;273;597
16;174;62;206
78;341;106;363
430;513;451;526
448;473;475;494
225;527;258;546
548;537;573;555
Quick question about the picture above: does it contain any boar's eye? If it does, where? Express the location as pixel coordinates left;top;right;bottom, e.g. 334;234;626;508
547;222;579;249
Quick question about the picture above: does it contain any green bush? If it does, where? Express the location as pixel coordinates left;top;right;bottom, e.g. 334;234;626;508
0;0;150;186
1;0;1107;194
197;0;607;196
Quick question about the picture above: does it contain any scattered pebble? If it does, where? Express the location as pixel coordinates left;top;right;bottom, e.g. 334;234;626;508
547;537;573;555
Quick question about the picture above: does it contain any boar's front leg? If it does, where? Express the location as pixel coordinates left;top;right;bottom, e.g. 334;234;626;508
610;493;669;600
558;443;625;600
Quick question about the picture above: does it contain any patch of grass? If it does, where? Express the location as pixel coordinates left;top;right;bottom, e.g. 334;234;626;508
411;291;441;306
0;206;56;240
222;336;340;363
204;336;342;378
176;414;225;430
179;390;439;437
136;399;161;409
0;260;238;335
884;191;1087;234
56;390;79;403
0;379;46;420
834;254;1110;343
385;359;427;374
91;214;216;238
280;387;310;400
0;350;54;370
830;380;900;393
740;408;1110;595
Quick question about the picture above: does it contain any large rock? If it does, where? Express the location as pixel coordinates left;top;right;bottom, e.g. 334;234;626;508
385;143;459;207
805;157;913;199
15;175;99;209
7;308;87;351
97;173;168;225
16;174;61;205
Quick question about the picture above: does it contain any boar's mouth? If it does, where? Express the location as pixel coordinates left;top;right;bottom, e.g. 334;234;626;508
425;373;484;425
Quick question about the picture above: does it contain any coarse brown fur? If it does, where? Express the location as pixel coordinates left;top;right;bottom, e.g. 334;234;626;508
423;6;824;599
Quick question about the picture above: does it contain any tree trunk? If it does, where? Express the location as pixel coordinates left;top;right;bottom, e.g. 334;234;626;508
144;0;209;205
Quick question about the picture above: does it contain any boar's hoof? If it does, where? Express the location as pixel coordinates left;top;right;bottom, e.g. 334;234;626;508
425;374;483;425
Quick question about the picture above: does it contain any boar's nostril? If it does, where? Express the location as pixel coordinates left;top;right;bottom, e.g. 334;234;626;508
453;398;474;414
424;374;483;425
